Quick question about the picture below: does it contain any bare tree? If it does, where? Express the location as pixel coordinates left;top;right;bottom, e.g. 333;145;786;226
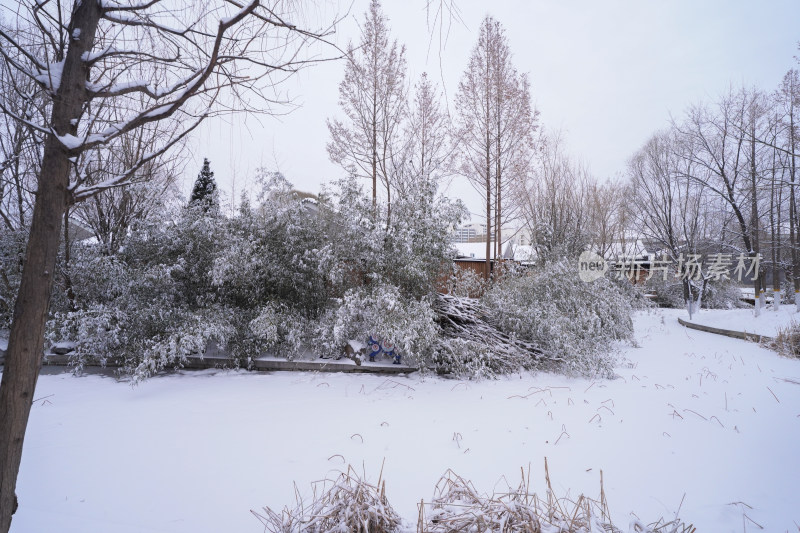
776;69;800;310
454;16;536;277
393;72;451;198
72;119;187;254
327;0;406;221
673;89;769;314
0;47;45;231
0;1;337;529
628;130;711;316
514;130;591;263
585;178;627;260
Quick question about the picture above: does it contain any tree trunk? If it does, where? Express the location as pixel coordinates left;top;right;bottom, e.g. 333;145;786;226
771;147;782;311
750;112;762;317
485;168;491;280
0;2;101;530
789;107;800;311
0;137;71;533
683;278;693;320
63;207;76;313
484;63;492;281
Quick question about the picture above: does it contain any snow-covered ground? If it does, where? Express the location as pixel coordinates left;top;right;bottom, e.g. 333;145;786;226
6;309;800;532
686;304;799;337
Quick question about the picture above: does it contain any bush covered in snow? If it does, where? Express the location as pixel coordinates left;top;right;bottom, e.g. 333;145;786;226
257;464;696;533
774;321;800;358
482;260;634;377
646;275;746;310
45;171;464;379
254;466;402;533
701;277;748;309
40;168;647;382
47;213;244;380
316;283;438;365
0;227;27;329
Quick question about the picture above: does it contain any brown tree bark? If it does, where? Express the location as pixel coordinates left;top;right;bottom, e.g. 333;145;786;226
0;2;102;531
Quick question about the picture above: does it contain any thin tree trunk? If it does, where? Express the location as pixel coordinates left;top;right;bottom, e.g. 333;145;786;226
484;51;492;281
789;106;800;311
485;148;491;280
63;207;76;313
750;112;762;316
771;145;782;310
0;3;101;530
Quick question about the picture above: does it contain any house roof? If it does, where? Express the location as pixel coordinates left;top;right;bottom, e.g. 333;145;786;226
454;242;493;260
505;244;537;263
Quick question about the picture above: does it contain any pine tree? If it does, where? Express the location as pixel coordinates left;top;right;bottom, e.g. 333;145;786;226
190;158;218;211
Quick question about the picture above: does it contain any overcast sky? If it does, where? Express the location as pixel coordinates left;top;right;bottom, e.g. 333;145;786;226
191;0;800;218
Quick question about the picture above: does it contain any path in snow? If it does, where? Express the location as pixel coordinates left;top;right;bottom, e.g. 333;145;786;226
685;304;800;337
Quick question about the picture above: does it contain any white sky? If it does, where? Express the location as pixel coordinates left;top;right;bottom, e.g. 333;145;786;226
191;0;800;218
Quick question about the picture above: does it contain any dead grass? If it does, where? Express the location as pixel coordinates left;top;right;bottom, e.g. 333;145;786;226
417;460;695;533
774;320;800;358
253;459;695;533
252;463;402;533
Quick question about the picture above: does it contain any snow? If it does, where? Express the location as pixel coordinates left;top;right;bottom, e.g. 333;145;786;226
602;238;649;260
506;243;537;262
6;309;800;532
685;305;799;337
33;60;64;93
220;0;259;25
453;241;491;259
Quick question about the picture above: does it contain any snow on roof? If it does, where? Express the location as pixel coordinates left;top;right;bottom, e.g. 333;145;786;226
453;242;492;260
454;242;538;263
602;239;649;259
507;244;537;263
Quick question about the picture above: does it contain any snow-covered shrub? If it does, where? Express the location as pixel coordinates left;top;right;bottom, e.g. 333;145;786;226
323;175;465;299
421;467;695;533
611;276;653;310
482;260;634;377
443;266;487;298
0;226;27;328
430;337;500;379
212;172;336;314
248;302;310;361
429;293;543;378
780;280;796;304
774;321;800;358
646;275;745;310
47;207;245;378
45;170;464;378
701;277;748;309
645;276;685;309
48;286;239;381
254;466;402;533
316;283;438;366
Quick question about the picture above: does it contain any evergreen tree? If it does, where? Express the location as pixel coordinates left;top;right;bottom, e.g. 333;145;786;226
190;158;218;210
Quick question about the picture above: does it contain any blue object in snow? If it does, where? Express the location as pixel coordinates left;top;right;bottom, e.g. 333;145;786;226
382;340;398;364
368;335;382;362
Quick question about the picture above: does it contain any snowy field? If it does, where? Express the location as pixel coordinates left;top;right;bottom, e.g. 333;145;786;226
685;304;800;337
6;308;800;532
